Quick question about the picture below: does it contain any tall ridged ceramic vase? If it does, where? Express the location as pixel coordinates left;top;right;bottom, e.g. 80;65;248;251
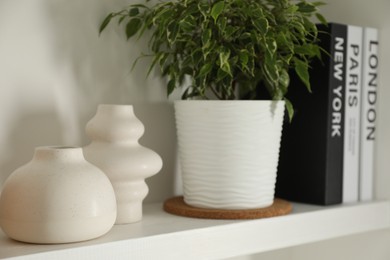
174;100;285;209
83;105;162;224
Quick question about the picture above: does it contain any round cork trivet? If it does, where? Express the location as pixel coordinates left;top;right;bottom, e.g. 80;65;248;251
163;196;292;220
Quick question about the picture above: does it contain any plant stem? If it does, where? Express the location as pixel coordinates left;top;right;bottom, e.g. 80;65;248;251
210;85;223;100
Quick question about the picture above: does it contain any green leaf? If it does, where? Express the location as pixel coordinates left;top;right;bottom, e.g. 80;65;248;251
185;2;199;14
159;52;170;69
179;16;195;32
263;53;278;84
211;1;225;22
147;52;164;77
129;4;150;9
253;18;269;35
284;98;294;122
198;2;209;18
285;5;299;14
99;0;326;101
295;44;318;56
182;86;202;99
126;18;142;39
273;87;284;100
202;29;212;47
316;13;327;25
290;20;306;37
239;50;249;67
118;16;126;25
221;62;232;76
294;58;311;92
219;48;232;75
278;69;290;95
216;16;227;32
153;7;173;25
191;49;203;67
312;1;327;7
246;44;255;75
276;32;293;51
199;63;213;78
167;78;176;96
99;13;113;35
167;23;179;45
216;68;229;82
129;8;139;17
266;38;277;55
224;25;239;39
296;2;317;13
219;48;230;65
239;32;252;41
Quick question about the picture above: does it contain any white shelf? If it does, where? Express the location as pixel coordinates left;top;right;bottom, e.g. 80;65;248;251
0;200;389;260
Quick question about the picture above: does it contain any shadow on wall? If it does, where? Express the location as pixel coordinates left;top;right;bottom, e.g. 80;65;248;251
0;109;64;186
39;0;177;202
133;103;177;203
79;102;178;203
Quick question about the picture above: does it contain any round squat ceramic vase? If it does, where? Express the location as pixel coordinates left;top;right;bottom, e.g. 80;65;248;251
0;146;117;244
174;100;285;210
83;104;163;224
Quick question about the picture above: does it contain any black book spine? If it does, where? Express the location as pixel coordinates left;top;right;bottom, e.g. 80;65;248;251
324;23;347;205
275;23;347;205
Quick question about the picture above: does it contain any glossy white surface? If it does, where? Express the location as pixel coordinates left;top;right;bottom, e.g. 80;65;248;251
0;146;116;244
0;200;388;259
84;105;163;224
174;101;285;209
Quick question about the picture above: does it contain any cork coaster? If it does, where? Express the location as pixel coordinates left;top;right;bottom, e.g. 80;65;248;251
163;196;292;220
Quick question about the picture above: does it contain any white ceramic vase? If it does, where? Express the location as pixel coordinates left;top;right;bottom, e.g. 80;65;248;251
0;146;117;244
174;100;285;209
83;104;163;224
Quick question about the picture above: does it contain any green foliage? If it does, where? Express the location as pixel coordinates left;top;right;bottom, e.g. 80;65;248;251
100;0;327;119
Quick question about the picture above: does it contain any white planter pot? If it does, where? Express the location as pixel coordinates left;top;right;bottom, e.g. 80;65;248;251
83;104;163;224
174;100;285;209
0;146;117;244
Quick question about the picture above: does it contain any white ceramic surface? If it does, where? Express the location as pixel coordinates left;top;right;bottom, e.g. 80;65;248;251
83;104;163;224
174;100;285;209
0;146;117;244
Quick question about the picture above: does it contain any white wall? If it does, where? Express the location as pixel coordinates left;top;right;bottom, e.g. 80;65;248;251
0;0;389;259
0;0;179;203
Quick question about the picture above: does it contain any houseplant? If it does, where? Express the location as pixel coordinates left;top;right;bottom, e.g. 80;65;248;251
100;0;326;210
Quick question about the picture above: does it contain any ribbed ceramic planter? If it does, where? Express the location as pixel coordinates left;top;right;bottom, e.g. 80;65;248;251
83;104;163;224
0;146;117;244
174;100;285;209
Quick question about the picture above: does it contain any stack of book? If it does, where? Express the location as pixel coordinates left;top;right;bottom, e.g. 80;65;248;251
275;23;379;205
